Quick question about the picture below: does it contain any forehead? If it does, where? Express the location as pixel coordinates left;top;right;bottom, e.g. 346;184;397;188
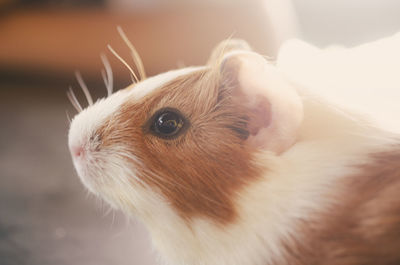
126;66;204;100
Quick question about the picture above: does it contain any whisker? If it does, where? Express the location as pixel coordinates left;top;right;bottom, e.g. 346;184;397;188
67;86;83;112
75;71;94;106
100;53;114;97
117;26;146;80
65;110;72;124
111;210;116;227
102;204;114;218
107;44;139;83
101;70;108;91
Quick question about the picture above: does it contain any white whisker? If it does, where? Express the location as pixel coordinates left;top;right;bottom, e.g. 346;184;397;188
100;53;114;97
75;71;94;106
107;44;139;83
102;204;114;218
101;70;108;90
111;210;116;227
67;86;83;112
65;110;72;124
117;26;146;80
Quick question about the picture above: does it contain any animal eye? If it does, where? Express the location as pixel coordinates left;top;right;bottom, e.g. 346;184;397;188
150;109;187;139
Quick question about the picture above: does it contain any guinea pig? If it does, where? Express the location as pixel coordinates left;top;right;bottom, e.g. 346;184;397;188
68;37;400;265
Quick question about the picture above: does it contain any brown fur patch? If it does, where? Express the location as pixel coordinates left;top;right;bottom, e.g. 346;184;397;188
282;146;400;265
98;68;264;224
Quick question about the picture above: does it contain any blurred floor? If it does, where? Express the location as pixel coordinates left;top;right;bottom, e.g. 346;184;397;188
0;77;158;265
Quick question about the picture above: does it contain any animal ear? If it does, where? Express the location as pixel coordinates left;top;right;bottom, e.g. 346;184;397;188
218;51;303;154
207;39;252;65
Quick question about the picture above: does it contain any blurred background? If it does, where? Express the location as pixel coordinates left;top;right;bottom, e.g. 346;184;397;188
0;0;399;264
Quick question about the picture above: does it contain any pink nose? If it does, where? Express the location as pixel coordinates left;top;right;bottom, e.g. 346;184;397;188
71;145;84;158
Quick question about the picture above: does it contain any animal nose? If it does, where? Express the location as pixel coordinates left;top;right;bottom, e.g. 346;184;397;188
70;145;84;158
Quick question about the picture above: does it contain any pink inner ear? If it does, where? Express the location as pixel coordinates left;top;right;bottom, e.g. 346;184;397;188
248;96;271;136
219;51;303;153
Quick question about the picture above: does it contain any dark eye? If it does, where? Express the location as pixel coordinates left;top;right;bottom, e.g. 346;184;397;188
150;109;187;139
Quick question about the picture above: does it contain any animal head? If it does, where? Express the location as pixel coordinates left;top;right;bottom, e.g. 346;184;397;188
68;37;303;225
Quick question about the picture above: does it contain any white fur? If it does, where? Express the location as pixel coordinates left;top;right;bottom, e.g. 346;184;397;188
277;33;400;133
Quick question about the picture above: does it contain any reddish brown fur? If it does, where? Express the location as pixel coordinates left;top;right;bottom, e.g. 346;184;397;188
98;66;265;224
282;146;400;265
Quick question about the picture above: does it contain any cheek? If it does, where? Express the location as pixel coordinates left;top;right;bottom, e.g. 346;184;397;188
91;154;146;207
135;129;261;224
